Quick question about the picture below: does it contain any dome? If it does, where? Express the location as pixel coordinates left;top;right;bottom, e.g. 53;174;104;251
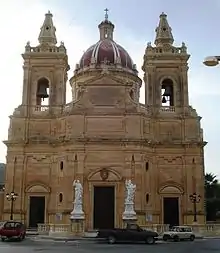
79;39;134;70
75;14;138;75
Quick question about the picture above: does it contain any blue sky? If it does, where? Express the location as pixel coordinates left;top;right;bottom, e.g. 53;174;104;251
0;0;219;178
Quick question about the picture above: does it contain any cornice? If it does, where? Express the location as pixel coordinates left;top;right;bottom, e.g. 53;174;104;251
3;137;207;149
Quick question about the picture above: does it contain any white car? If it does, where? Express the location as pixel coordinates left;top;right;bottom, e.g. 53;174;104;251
162;226;195;242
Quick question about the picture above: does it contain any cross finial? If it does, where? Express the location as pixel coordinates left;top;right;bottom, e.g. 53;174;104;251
104;8;109;20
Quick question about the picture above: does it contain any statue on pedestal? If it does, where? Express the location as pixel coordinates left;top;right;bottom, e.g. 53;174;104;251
125;179;136;203
123;179;137;221
73;180;83;204
70;180;85;220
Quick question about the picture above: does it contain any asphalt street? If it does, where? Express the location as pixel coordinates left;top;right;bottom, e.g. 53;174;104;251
0;238;219;253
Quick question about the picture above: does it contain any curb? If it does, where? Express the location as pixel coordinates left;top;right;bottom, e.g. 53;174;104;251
32;236;210;242
35;236;99;242
203;237;220;239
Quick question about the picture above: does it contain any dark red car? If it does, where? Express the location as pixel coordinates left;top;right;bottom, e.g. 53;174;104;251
0;221;26;241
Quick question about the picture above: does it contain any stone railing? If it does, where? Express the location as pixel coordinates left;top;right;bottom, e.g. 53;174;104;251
140;224;169;234
190;224;220;236
37;223;220;236
38;224;72;236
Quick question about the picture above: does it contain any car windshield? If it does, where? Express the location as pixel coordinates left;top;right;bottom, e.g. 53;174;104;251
0;222;5;228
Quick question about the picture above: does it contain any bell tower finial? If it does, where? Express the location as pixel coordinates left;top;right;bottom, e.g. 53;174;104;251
154;12;174;46
38;11;57;45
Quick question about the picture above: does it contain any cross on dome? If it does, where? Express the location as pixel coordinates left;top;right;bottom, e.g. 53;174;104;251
104;8;109;21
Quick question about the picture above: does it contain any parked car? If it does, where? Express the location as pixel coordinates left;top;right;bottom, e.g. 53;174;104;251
162;226;195;242
0;221;26;241
97;223;158;244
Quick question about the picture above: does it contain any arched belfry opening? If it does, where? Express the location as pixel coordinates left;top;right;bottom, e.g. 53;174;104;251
36;78;49;106
161;78;174;106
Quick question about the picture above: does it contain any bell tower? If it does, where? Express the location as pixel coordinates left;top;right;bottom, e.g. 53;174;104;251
142;13;189;112
21;11;69;114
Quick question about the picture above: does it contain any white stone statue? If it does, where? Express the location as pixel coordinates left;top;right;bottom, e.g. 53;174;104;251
73;180;83;204
70;180;85;220
125;179;136;203
123;179;137;221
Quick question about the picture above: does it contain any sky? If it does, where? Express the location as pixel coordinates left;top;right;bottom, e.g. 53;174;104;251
0;0;219;178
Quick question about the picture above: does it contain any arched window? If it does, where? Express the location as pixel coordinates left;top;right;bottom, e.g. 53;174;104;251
129;90;134;100
161;78;174;106
60;161;64;171
36;77;49;106
59;193;63;203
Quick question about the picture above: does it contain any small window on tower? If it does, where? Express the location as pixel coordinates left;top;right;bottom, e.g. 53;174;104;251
60;161;64;171
104;28;108;38
161;79;174;106
145;162;149;171
146;193;150;203
59;193;63;203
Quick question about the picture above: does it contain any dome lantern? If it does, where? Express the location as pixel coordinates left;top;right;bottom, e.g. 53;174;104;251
98;8;114;40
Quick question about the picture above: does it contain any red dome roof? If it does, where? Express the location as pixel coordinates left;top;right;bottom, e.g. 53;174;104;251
79;39;135;71
75;17;138;75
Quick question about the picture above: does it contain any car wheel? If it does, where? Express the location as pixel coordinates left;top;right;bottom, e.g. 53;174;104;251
163;235;169;241
145;236;155;244
173;235;179;242
108;235;116;244
18;234;23;241
1;237;5;242
190;235;195;241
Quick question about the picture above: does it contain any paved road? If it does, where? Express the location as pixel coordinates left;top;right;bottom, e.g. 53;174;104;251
0;238;219;253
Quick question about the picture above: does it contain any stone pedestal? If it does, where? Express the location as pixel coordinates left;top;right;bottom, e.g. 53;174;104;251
70;201;85;220
70;219;85;236
122;201;137;222
70;201;85;236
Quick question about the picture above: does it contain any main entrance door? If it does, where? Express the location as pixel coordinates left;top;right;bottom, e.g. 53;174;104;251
93;186;115;229
29;196;45;228
163;197;179;227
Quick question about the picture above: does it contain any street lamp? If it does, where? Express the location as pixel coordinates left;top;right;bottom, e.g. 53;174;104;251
203;56;220;67
6;191;18;220
189;192;201;223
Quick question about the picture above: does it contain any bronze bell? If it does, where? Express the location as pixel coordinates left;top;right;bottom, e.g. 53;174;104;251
162;96;166;103
37;84;49;99
163;86;171;96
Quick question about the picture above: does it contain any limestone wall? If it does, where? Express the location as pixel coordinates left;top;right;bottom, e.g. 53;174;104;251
0;191;4;220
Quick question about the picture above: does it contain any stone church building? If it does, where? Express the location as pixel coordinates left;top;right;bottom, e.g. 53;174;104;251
2;11;206;229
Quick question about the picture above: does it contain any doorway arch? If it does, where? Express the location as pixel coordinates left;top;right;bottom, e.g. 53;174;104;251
159;184;183;227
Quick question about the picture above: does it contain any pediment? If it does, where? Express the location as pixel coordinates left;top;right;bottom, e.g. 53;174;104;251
26;184;50;193
87;168;122;182
85;73;127;86
160;186;183;194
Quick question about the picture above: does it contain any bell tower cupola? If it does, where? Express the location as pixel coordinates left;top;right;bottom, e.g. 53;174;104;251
142;13;190;113
20;11;69;116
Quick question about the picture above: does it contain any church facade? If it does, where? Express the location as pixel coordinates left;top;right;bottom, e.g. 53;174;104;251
2;11;206;229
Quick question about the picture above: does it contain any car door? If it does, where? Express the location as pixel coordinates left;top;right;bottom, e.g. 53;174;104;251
3;222;15;237
184;228;191;239
181;228;189;239
14;222;22;237
125;224;141;241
